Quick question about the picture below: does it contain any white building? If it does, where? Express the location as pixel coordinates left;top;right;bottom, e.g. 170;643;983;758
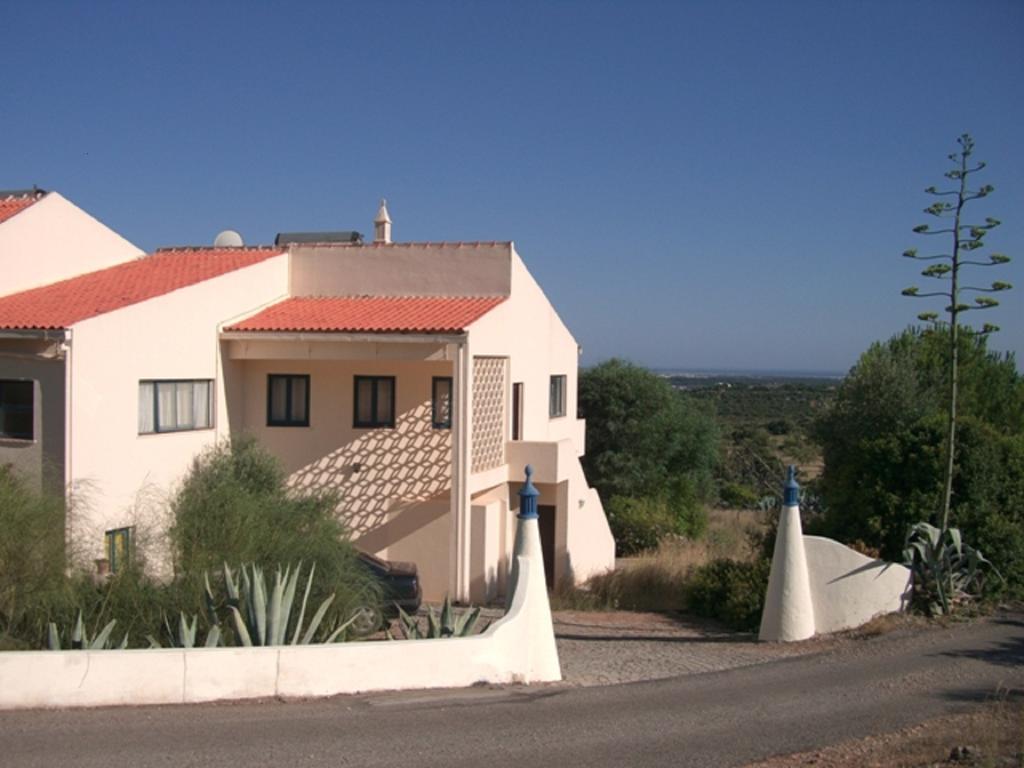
0;199;613;602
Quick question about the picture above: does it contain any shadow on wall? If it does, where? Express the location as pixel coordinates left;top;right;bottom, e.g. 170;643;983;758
288;402;451;539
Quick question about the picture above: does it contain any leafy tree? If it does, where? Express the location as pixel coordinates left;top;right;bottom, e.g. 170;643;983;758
900;134;1013;533
814;328;1024;576
579;359;718;552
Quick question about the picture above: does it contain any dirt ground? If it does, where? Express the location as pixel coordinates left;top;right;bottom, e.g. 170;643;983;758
742;702;1023;768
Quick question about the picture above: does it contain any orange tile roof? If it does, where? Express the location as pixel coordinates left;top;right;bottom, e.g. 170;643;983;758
0;247;284;330
0;194;41;224
226;296;505;334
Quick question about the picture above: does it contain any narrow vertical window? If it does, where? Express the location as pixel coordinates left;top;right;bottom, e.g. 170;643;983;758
511;382;524;440
105;527;133;574
549;375;567;418
267;374;311;426
138;380;213;434
432;377;453;429
0;379;34;440
353;376;396;428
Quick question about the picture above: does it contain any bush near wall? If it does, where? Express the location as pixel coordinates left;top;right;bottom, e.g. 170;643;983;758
2;439;382;649
0;467;68;648
687;558;771;632
168;438;381;633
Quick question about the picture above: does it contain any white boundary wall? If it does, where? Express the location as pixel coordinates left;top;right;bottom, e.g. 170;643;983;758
760;498;911;642
803;536;911;635
0;551;560;710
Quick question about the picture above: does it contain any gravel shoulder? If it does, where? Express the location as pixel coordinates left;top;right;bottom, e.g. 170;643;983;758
552;609;835;686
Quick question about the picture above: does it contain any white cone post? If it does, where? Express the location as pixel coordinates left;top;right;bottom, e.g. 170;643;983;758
504;465;561;680
506;466;543;608
759;466;816;642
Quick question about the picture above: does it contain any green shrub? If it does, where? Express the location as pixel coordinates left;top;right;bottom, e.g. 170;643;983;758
687;558;771;632
718;482;760;510
167;438;380;629
0;467;69;647
606;496;679;556
607;483;709;557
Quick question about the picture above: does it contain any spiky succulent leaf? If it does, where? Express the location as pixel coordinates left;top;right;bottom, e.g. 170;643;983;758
299;594;336;645
205;625;222;648
89;620;118;650
229;606;253;646
426;606;440;638
290;563;316;645
71;611;85;649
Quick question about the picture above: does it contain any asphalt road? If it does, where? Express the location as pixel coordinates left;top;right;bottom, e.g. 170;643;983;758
1;613;1021;768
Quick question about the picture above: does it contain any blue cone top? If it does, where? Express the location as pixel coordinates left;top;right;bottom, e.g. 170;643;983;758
784;465;799;507
518;464;539;519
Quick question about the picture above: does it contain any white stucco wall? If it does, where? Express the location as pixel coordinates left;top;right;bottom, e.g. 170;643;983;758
289;242;512;298
467;247;583;450
65;255;289;561
233;354;456;599
0;549;560;710
0;193;142;297
803;536;911;634
467;247;614;585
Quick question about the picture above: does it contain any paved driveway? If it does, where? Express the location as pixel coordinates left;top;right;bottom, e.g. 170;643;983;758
553;610;834;686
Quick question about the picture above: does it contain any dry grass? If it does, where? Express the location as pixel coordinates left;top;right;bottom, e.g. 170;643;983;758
551;507;768;612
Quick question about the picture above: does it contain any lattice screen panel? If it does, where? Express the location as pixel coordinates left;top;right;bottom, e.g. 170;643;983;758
471;356;507;473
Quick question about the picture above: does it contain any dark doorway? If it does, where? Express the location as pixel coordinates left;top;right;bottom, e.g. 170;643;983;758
538;504;556;588
511;382;524;440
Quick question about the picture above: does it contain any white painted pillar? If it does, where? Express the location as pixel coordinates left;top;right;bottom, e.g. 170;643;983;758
449;339;473;602
759;466;816;642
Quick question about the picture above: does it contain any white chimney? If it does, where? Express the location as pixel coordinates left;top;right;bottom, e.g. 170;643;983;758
374;199;392;244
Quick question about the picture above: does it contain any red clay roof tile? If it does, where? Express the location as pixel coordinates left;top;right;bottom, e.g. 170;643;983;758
225;296;505;334
0;247;283;330
0;195;40;224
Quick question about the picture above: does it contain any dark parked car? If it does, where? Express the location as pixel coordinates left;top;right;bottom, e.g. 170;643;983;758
350;551;422;634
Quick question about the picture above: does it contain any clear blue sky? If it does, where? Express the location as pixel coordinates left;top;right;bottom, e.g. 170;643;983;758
3;1;1021;373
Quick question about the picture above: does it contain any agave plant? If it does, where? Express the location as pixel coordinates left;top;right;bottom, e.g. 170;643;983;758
147;612;222;649
47;611;128;650
394;595;484;640
903;522;1000;616
217;562;356;646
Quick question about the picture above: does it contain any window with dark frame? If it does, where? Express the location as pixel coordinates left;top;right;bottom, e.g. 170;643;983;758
512;382;524;440
138;380;213;435
354;375;396;428
267;374;310;427
0;379;33;440
549;374;567;418
432;376;453;429
105;527;133;574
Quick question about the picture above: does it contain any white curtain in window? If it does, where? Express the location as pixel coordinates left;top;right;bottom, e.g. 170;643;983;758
193;381;211;428
138;382;155;434
175;382;194;429
156;383;176;430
